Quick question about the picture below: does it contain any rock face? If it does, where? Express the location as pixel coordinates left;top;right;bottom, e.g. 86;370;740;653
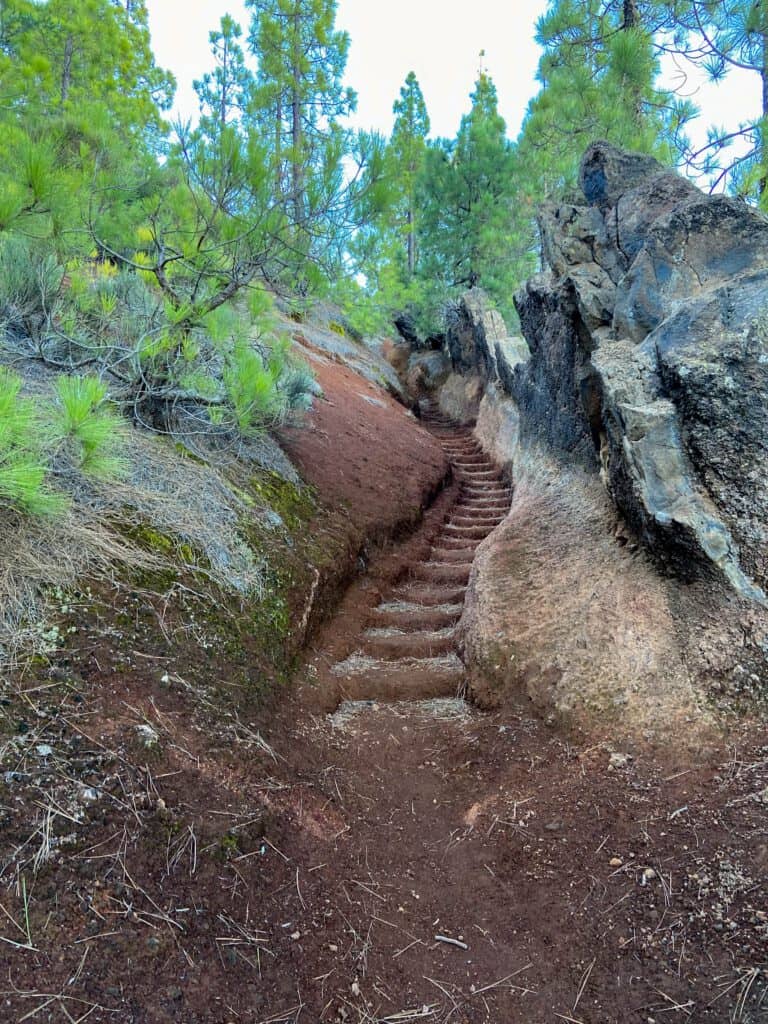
518;142;768;602
430;143;768;742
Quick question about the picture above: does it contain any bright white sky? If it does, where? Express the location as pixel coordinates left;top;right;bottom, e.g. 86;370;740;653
145;1;760;151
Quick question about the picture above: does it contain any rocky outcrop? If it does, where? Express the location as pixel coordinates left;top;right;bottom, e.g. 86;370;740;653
438;292;530;425
432;143;768;742
522;142;768;602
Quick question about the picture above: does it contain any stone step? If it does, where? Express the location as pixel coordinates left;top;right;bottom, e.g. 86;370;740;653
331;653;465;702
392;583;467;606
371;601;463;630
430;545;479;563
442;524;497;540
454;494;509;506
451;499;509;511
460;491;512;504
361;626;457;660
451;503;509;516
456;468;503;481
411;561;472;584
460;481;511;494
433;536;480;552
330;697;473;728
448;515;506;529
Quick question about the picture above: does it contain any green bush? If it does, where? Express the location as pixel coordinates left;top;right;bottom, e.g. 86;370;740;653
0;236;64;343
0;369;64;516
0;233;317;446
51;375;128;480
224;337;314;436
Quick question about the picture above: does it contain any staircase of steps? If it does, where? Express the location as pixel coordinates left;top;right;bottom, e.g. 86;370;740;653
330;401;513;705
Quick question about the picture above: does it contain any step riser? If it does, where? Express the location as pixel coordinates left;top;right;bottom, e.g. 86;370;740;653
433;538;480;552
361;633;457;660
430;547;478;563
412;564;472;584
371;608;462;630
451;510;508;520
449;514;507;524
443;527;494;540
456;471;503;481
336;670;464;704
460;485;511;495
393;585;467;606
453;501;510;511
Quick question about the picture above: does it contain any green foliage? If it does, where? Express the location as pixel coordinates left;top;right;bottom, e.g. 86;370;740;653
51;375;127;480
0;370;63;516
224;336;314;436
390;72;431;276
671;0;768;199
519;1;679;200
0;364;132;517
418;72;519;324
0;236;64;342
193;15;253;141
246;0;356;233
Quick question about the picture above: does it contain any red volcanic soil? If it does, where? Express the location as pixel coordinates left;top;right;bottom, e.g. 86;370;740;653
279;349;448;545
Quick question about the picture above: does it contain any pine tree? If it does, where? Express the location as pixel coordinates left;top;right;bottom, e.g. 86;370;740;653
518;0;681;199
418;70;517;317
0;0;174;240
245;0;356;234
673;0;768;200
390;71;430;276
193;15;253;140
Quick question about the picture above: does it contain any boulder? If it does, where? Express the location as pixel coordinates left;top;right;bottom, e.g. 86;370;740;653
445;290;509;382
406;349;451;393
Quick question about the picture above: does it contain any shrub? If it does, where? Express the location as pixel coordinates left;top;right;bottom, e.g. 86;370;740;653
223;337;314;436
0;236;64;343
0;369;64;516
0;232;317;446
51;375;128;480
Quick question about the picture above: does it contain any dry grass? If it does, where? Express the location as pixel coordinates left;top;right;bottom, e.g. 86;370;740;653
0;386;289;670
0;508;158;669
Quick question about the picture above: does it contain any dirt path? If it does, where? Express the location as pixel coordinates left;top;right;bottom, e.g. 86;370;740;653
252;407;768;1024
318;403;512;705
1;408;767;1024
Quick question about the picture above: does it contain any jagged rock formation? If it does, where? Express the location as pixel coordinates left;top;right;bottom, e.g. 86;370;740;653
426;142;768;741
527;142;768;602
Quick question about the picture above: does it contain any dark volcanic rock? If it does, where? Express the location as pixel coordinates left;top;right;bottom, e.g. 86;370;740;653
446;291;509;381
438;142;768;736
509;140;768;602
435;142;768;602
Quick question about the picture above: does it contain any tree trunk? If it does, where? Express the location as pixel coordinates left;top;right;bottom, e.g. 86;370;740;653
220;41;228;133
623;0;639;30
291;6;305;229
407;205;415;276
60;33;74;103
761;10;768;201
275;93;283;194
